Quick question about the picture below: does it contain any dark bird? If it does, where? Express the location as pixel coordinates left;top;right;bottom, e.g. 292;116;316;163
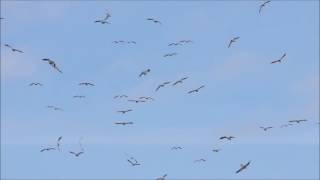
219;136;235;140
73;95;85;98
228;37;240;48
146;18;162;24
187;85;205;94
168;42;182;46
180;40;193;43
79;82;95;86
139;96;154;101
42;58;62;73
155;81;171;91
29;82;43;86
212;149;221;152
260;126;273;131
5;44;24;53
40;147;56;152
270;53;286;64
95;11;111;24
114;95;128;99
163;52;178;57
171;146;183;150
236;161;251;174
194;159;206;163
117;109;133;114
156;174;167;180
128;99;146;103
288;119;307;124
173;77;188;86
259;1;271;14
114;121;133;126
139;69;151;77
57;136;62;150
69;151;84;157
127;157;140;166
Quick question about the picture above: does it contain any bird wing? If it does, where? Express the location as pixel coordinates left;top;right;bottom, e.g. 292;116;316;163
228;40;233;48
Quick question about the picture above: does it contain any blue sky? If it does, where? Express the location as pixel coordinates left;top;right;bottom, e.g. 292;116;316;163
1;0;319;179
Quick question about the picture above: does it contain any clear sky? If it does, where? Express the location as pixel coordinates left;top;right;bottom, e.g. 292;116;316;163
1;0;319;179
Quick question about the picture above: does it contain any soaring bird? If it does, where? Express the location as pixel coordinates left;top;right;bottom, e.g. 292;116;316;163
155;81;171;91
42;58;62;73
212;149;221;152
260;126;273;131
180;40;193;43
139;69;151;77
57;136;62;150
259;1;271;14
73;95;85;98
79;82;95;86
128;99;146;103
69;151;84;157
127;157;140;166
29;82;43;86
95;11;111;24
5;44;24;53
139;96;154;101
228;37;240;48
219;136;235;140
270;53;286;64
172;77;188;86
156;174;167;180
194;159;206;163
168;42;182;46
163;52;178;57
171;146;183;150
40;147;56;152
187;85;205;94
117;109;133;114
114;122;133;126
146;18;162;24
236;161;251;174
288;119;307;124
114;95;128;99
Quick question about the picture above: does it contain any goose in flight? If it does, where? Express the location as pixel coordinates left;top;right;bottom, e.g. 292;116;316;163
163;52;178;57
40;147;56;152
117;109;133;114
271;53;286;64
128;99;146;103
260;126;273;131
57;136;62;150
79;82;95;86
194;159;206;163
42;58;62;73
219;136;235;140
173;77;188;86
236;161;251;174
188;85;205;94
212;149;221;152
114;121;133;126
5;44;24;53
155;81;171;91
228;36;240;48
139;69;151;77
95;11;111;24
73;95;85;98
29;82;43;86
259;1;271;14
127;157;141;166
156;174;167;180
146;18;162;24
288;119;307;124
171;146;183;150
69;151;84;157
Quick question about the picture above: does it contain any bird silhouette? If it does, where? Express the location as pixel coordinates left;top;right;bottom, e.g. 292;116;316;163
194;159;206;163
139;69;151;77
42;58;62;73
219;136;235;140
212;149;221;152
260;126;273;131
259;1;271;14
228;37;240;48
127;157;140;166
146;18;162;24
40;147;56;152
156;82;171;91
69;151;84;157
95;11;111;24
163;52;178;57
188;85;205;94
236;161;251;173
173;77;188;86
128;99;146;103
5;44;24;53
73;95;85;98
117;109;133;114
270;53;286;64
171;146;183;150
57;136;62;150
139;96;154;101
79;82;95;86
288;119;307;124
156;174;167;180
29;82;43;86
114;122;133;126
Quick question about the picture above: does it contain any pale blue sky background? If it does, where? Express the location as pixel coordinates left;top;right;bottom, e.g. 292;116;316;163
1;0;319;179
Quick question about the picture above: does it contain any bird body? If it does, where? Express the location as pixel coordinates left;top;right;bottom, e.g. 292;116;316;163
236;161;251;173
79;82;95;86
260;126;273;131
69;151;84;157
188;85;205;94
259;1;271;14
115;122;133;126
40;147;56;152
139;69;151;77
288;119;307;123
194;159;206;163
117;109;133;114
147;18;162;24
171;146;183;150
156;82;171;91
29;82;43;86
219;136;235;140
42;58;62;73
228;37;240;48
173;77;188;86
163;52;178;57
127;157;140;166
5;44;24;53
271;53;286;64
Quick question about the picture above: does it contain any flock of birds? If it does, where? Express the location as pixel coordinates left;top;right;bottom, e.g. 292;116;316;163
2;1;319;179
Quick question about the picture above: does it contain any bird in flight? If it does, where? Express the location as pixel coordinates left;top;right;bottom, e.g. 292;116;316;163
139;96;154;101
187;85;205;94
155;81;171;91
42;58;62;73
95;11;111;24
128;99;146;103
69;151;84;157
228;36;240;48
172;77;188;86
79;82;95;86
29;82;43;86
40;147;56;152
117;109;133;114
288;119;307;124
146;18;162;24
163;52;178;57
156;174;167;180
73;95;85;98
114;95;128;99
5;44;24;53
114;122;133;126
171;146;183;150
212;149;221;152
219;136;235;140
168;42;182;46
46;106;63;111
127;157;141;166
236;161;251;174
270;53;286;64
194;159;206;163
260;126;273;131
259;1;271;14
139;69;151;77
57;136;62;151
180;40;193;44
